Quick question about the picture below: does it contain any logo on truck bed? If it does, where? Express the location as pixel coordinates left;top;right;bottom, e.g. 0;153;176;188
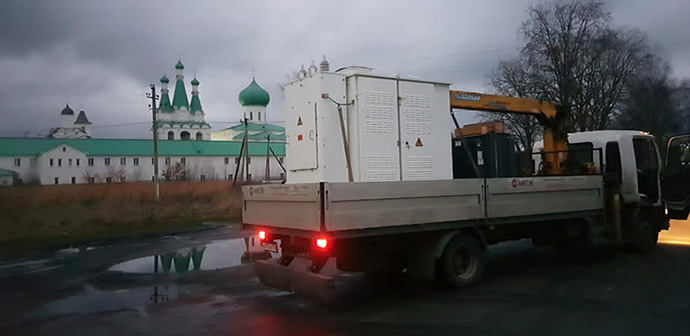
511;179;534;188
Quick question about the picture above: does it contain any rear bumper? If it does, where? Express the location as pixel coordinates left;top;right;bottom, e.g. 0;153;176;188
255;257;341;304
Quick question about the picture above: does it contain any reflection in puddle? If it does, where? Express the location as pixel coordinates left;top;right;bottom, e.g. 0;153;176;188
109;236;274;274
26;284;180;319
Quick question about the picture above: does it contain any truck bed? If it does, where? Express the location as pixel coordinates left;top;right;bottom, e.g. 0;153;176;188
242;176;604;237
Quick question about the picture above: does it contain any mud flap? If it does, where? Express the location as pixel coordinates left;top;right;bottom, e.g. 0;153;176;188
255;259;292;292
255;257;342;304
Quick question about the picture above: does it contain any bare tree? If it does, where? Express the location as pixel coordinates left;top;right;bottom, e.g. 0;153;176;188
485;57;543;152
83;171;98;184
616;57;683;150
572;29;647;130
493;1;649;134
106;166;127;183
162;162;190;181
674;79;690;134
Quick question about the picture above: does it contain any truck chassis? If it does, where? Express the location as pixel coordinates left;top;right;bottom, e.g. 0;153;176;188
242;175;655;303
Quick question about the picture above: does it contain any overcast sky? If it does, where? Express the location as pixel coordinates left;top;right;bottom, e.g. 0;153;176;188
1;0;689;139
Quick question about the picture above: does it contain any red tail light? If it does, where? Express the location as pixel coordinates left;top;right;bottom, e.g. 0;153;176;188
316;238;328;249
258;230;266;240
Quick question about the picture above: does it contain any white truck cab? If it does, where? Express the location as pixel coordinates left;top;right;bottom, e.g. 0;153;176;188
569;131;662;207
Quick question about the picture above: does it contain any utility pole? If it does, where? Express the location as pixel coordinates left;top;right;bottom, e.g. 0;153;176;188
265;134;271;180
147;85;161;201
233;117;249;186
244;118;250;182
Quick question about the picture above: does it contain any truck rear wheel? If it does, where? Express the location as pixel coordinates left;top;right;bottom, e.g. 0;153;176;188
439;234;485;288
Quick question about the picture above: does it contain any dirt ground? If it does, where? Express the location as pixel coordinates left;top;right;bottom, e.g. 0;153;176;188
1;221;690;335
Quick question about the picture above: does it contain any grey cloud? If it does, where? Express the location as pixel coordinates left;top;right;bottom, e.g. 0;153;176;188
1;0;689;139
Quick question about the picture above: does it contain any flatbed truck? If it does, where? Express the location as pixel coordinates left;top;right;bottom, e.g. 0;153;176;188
242;65;690;303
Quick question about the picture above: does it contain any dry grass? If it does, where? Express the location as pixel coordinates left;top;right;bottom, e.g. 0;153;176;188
0;181;243;251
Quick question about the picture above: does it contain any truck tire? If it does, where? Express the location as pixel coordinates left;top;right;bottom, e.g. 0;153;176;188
629;214;658;253
439;234;485;288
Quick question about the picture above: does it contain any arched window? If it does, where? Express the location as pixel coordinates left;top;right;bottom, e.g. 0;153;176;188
180;131;191;140
195;132;203;141
167;131;174;140
250;111;253;120
258;112;261;121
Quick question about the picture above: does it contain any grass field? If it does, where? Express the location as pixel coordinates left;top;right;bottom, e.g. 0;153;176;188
0;181;242;253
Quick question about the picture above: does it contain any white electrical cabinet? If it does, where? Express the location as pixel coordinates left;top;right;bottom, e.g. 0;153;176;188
285;67;451;184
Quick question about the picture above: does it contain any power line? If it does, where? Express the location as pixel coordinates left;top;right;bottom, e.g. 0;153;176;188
0;121;153;135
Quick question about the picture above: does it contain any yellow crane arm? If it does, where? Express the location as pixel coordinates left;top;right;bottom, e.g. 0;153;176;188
450;90;558;119
449;90;568;174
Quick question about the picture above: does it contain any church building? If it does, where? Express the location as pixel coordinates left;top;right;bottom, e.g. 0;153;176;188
211;77;285;142
156;60;212;141
49;104;92;139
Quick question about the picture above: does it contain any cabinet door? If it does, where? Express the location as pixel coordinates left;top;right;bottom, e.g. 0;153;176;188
399;81;435;180
286;89;318;171
356;77;400;181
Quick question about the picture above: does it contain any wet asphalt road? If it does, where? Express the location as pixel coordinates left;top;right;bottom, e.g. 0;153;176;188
2;221;690;336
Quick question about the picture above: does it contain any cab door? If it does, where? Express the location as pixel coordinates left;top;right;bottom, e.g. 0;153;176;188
663;135;690;220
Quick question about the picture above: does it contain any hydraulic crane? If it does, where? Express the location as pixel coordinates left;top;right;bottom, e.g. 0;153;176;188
449;90;568;175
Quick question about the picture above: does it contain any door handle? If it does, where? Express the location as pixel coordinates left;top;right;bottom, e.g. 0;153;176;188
309;130;314;140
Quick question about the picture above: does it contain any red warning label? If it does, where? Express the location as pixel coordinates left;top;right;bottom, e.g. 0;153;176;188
297;134;303;141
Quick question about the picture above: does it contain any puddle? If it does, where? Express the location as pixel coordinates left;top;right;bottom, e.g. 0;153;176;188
109;236;275;274
0;259;50;270
26;284;180;319
57;247;80;254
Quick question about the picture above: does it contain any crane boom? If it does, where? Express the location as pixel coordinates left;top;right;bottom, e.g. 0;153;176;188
449;90;568;174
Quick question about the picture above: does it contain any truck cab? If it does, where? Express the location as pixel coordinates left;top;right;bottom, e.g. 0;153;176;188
569;131;663;207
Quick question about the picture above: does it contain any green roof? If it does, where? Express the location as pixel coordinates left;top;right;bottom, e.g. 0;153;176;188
238;79;270;107
172;78;190;110
232;132;286;141
0;168;17;177
190;95;203;115
158;91;173;112
190;78;203;114
0;138;285;157
160;75;170;84
220;122;285;133
154;120;210;128
175;60;184;69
